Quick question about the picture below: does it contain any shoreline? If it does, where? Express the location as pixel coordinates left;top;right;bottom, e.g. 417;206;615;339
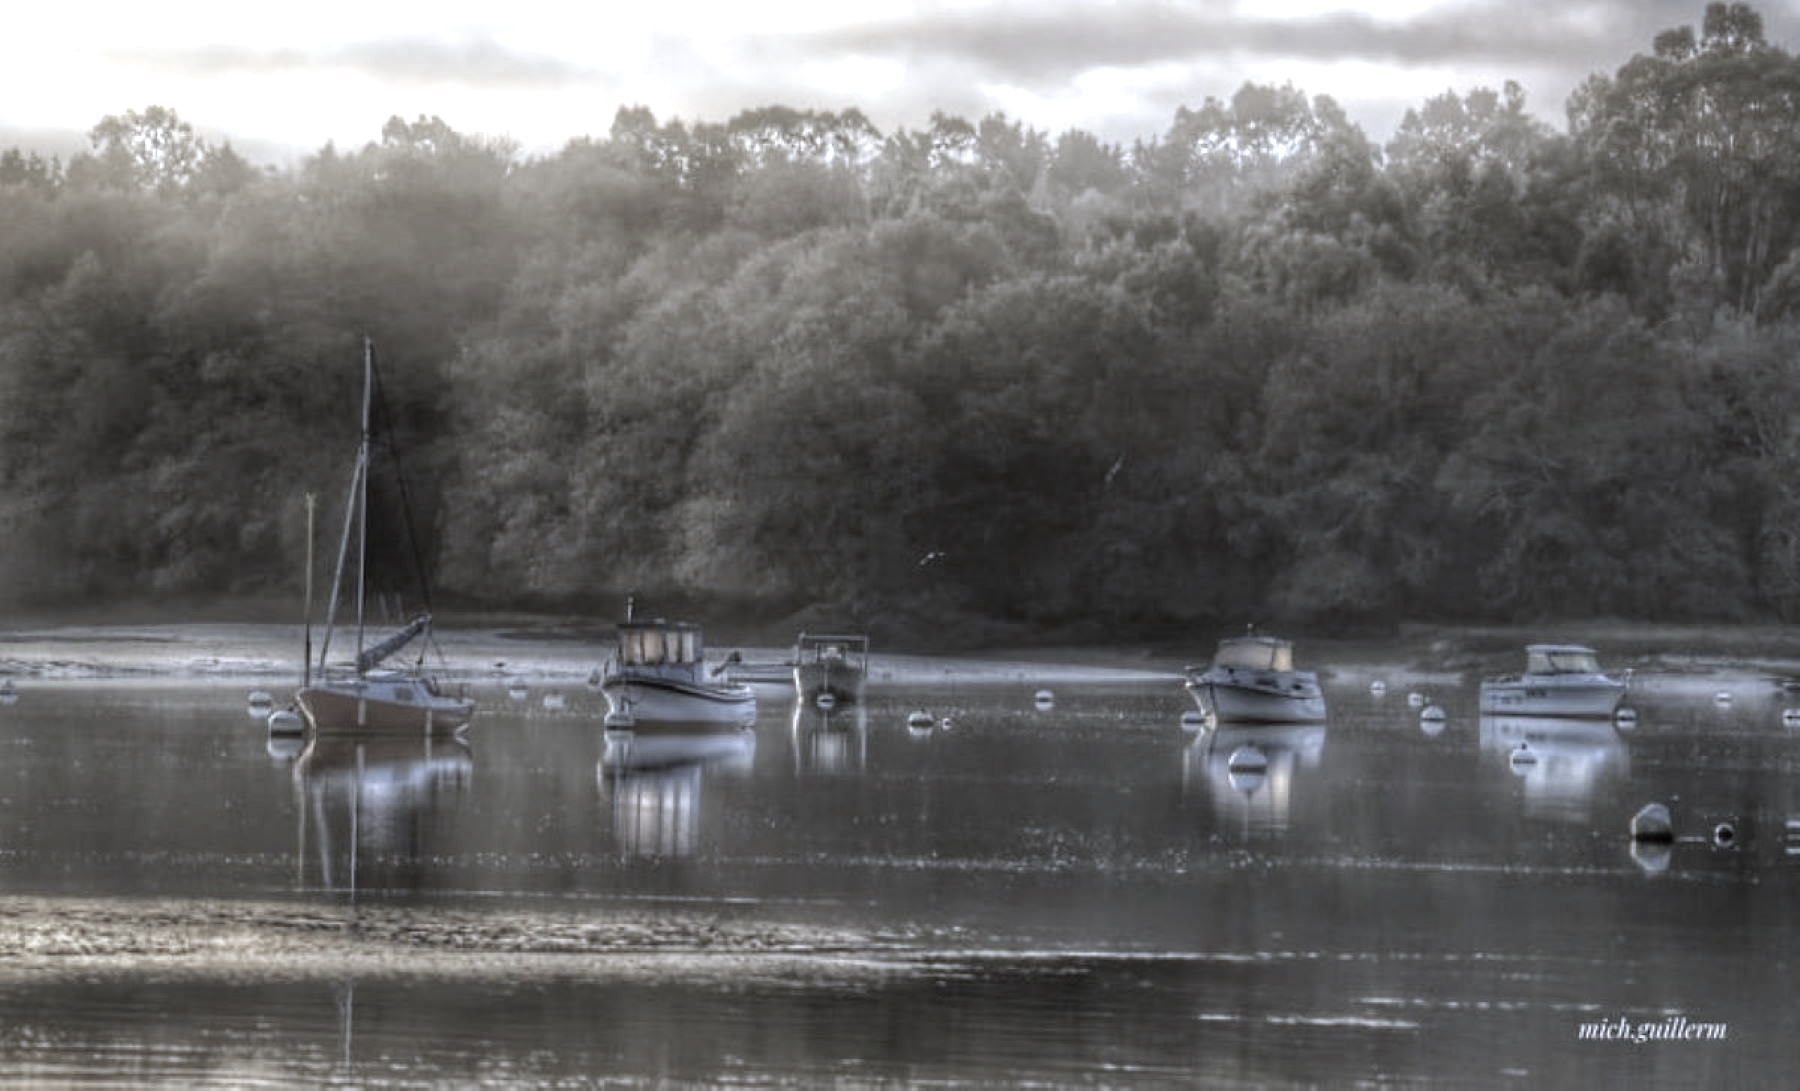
0;622;1184;687
3;620;1799;690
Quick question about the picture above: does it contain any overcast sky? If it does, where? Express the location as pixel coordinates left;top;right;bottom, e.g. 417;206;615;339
4;1;1798;165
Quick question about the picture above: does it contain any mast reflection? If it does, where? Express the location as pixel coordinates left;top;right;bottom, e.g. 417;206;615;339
1185;721;1327;837
599;723;755;858
1479;716;1629;822
293;728;473;894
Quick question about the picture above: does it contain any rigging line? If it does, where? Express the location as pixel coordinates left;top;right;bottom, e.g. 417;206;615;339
366;342;437;622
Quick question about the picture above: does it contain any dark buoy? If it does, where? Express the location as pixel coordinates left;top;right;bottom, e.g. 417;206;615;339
1631;802;1674;843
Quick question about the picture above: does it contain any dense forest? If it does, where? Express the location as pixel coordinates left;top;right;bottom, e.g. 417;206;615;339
5;3;1800;644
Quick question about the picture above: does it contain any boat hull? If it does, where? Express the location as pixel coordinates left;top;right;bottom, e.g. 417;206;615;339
795;663;866;705
296;676;475;734
1186;670;1327;724
1478;679;1624;718
601;677;757;728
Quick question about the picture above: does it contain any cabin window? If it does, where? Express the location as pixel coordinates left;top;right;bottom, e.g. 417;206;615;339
641;628;665;664
1214;640;1289;672
678;629;697;664
1530;648;1600;674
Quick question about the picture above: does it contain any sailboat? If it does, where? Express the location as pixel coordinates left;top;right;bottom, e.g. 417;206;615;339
294;337;475;734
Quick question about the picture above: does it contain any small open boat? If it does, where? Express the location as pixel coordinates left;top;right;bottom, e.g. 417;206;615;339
1478;644;1627;718
1185;631;1327;724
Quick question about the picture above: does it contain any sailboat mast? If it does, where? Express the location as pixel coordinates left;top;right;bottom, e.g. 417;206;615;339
354;337;372;669
303;492;315;687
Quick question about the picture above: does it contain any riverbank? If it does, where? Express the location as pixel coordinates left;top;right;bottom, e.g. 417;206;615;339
3;619;1799;690
0;622;1184;686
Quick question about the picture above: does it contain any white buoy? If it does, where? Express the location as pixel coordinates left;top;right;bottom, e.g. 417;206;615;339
1180;709;1208;732
1034;689;1054;709
907;710;933;730
1227;745;1268;794
1714;691;1733;708
0;678;14;706
816;691;837;710
266;708;305;735
1713;821;1737;849
1508;742;1537;774
247;689;273;708
1407;692;1426;709
1615;707;1639;729
542;691;566;711
1227;745;1268;775
266;733;303;760
1369;680;1387;697
1631;802;1674;843
1420;704;1446;722
1783;708;1800;728
507;684;529;701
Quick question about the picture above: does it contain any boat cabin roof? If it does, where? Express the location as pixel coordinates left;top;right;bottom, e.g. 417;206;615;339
1213;635;1295;672
1524;644;1603;673
615;619;706;666
797;632;869;660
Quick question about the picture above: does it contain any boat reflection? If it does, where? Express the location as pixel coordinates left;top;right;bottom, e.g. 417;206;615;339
1479;715;1629;822
790;700;868;775
1184;721;1327;837
292;728;473;894
598;722;756;858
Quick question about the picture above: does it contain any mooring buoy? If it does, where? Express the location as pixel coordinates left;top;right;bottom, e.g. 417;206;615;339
1631;802;1674;843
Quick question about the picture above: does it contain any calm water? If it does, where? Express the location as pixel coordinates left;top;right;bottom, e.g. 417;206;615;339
0;650;1796;1087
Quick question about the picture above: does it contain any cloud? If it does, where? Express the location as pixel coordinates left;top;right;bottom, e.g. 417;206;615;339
782;0;1790;90
101;35;612;93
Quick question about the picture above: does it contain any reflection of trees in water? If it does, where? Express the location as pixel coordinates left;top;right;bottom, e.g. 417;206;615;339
599;727;755;859
1184;723;1327;838
1479;716;1629;823
293;730;473;894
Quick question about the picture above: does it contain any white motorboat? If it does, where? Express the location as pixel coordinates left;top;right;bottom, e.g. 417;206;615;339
1185;632;1327;724
1478;644;1627;718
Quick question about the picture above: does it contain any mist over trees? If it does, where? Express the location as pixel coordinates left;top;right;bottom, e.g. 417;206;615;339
4;3;1800;643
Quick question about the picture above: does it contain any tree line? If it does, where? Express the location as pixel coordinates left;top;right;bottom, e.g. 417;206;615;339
3;4;1800;645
